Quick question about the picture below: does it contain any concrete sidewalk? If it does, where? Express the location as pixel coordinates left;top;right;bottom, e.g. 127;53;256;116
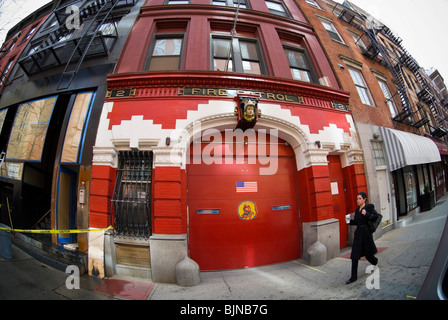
1;195;447;300
148;196;448;300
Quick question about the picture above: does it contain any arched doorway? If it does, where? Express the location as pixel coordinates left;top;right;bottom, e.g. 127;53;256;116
187;130;300;270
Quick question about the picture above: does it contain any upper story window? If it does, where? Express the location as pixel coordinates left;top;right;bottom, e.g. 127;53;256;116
146;36;184;71
0;59;14;86
6;41;16;54
112;150;153;238
378;79;397;117
212;35;264;75
348;30;368;52
265;0;290;17
320;19;345;44
165;0;190;4
284;46;315;83
348;68;374;106
305;0;321;9
212;0;248;8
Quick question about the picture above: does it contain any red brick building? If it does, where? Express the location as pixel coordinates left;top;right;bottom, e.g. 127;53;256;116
89;0;368;282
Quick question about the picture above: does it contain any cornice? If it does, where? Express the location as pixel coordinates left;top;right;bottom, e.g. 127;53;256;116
139;4;314;35
107;71;350;104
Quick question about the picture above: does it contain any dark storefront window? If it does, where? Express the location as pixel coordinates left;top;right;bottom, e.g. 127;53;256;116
396;166;418;216
403;166;418;212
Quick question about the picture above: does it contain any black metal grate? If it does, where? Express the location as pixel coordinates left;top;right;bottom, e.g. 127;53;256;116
111;150;153;238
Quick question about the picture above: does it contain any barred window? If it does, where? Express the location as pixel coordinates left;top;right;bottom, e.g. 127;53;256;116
112;151;153;238
320;20;345;43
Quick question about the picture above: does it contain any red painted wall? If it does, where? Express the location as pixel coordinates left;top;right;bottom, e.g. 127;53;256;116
107;99;203;130
153;167;186;234
107;98;352;133
90;165;117;228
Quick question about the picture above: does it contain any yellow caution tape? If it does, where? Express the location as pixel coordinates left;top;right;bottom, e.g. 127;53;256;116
0;225;112;234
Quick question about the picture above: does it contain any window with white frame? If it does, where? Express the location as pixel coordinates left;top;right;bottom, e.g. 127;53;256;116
378;80;397;117
349;30;367;52
265;0;290;17
165;0;190;4
212;0;248;8
320;19;345;43
348;68;374;106
371;140;386;167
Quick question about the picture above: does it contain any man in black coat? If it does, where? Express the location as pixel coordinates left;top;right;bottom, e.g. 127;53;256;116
346;192;379;284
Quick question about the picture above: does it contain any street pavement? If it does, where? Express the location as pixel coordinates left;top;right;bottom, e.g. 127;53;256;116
1;194;447;301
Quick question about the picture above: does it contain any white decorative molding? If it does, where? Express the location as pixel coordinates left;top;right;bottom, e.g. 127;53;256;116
92;146;118;168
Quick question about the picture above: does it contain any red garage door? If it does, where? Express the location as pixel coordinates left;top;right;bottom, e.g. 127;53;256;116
187;132;300;270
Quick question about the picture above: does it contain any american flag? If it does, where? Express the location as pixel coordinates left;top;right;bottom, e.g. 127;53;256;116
236;181;258;193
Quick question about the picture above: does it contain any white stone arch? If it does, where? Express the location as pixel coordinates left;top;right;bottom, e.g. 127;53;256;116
166;100;316;172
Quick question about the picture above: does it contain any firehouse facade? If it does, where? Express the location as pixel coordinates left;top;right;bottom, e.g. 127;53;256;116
88;1;367;282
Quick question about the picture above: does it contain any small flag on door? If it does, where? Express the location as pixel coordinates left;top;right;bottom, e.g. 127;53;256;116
236;181;258;193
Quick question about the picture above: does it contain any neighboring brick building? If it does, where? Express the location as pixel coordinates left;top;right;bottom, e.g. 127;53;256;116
297;0;445;236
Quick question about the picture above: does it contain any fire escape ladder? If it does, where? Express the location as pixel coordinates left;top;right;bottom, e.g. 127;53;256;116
334;3;446;136
365;27;414;125
57;0;119;90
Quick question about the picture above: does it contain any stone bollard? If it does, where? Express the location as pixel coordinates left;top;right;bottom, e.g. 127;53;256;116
176;256;201;287
307;241;327;266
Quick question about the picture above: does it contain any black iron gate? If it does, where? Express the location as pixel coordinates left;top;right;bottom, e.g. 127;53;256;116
111;150;152;238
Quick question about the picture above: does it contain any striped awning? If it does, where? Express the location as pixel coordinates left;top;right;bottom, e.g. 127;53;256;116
379;127;441;171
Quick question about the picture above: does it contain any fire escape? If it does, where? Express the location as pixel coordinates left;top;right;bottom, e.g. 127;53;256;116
18;0;135;90
336;4;448;139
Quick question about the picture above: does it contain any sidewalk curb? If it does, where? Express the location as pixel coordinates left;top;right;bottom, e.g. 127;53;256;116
11;235;86;274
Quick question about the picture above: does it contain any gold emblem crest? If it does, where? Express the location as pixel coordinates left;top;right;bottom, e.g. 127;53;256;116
237;201;257;221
